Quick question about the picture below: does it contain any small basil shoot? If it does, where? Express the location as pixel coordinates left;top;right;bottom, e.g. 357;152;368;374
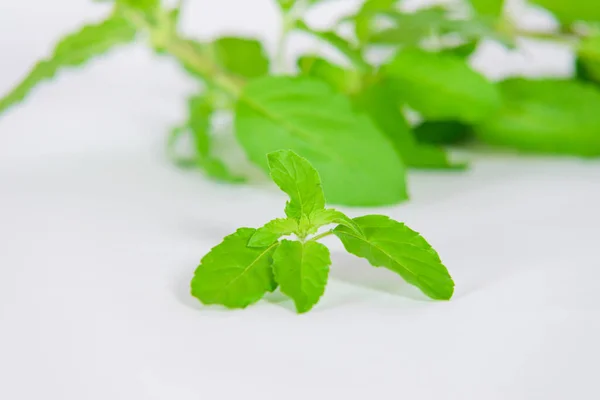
190;150;455;313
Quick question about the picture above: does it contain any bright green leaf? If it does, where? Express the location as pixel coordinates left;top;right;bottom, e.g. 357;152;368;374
272;240;331;313
297;56;362;95
277;0;327;12
334;215;454;300
0;15;136;115
212;37;270;79
353;81;465;169
475;78;600;156
385;48;501;123
248;218;299;247
309;208;364;237
531;0;600;23
267;149;326;221
191;228;279;308
468;0;504;17
235;76;407;206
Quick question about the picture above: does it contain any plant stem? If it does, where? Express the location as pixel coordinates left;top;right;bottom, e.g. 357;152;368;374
309;230;334;242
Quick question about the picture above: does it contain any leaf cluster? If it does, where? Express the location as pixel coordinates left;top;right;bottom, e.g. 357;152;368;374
190;150;454;313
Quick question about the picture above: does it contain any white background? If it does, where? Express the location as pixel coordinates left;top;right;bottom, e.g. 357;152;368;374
1;1;599;399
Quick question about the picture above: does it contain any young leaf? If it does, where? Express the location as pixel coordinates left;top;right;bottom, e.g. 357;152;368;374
385;48;501;123
272;240;331;313
267;149;326;221
248;218;299;247
353;81;465;169
212;37;270;79
309;208;363;237
235;76;408;206
334;215;454;300
531;0;600;24
0;15;136;115
191;228;279;308
474;79;600;156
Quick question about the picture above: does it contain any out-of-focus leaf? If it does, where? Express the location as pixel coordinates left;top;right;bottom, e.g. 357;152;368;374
414;121;473;146
353;82;465;169
235;76;408;206
577;35;600;84
295;21;369;71
531;0;600;24
385;48;501;123
168;93;244;182
475;79;600;156
369;7;449;46
212;37;270;79
354;0;397;45
297;56;362;94
0;15;136;115
468;0;504;17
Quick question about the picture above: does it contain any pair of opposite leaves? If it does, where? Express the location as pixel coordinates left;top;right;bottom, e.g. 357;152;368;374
190;150;455;313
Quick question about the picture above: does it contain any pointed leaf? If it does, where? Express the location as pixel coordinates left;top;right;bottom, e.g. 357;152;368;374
272;240;331;313
248;218;299;247
191;228;279;308
334;215;454;300
0;15;136;115
235;76;407;206
267;150;326;220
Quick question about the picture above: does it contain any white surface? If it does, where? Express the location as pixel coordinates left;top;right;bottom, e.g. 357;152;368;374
1;1;599;399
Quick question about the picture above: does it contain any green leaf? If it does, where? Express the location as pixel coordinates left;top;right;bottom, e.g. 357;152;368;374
297;56;362;95
0;15;136;115
267;149;326;221
168;93;244;182
212;37;270;79
272;240;331;313
531;0;600;24
309;208;363;237
334;215;454;300
577;35;600;84
118;0;159;12
235;76;407;206
468;0;504;17
474;78;600;156
248;218;299;247
385;48;501;123
295;21;369;71
414;121;473;146
191;228;279;308
354;0;397;45
369;7;449;46
353;81;465;169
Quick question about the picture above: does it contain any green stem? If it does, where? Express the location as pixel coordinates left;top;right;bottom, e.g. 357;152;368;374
308;230;334;242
